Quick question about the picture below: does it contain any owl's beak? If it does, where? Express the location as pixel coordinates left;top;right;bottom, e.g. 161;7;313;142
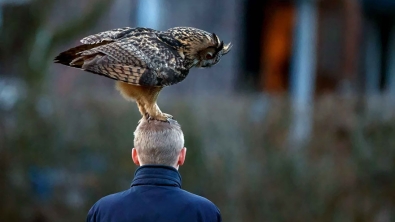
222;42;232;55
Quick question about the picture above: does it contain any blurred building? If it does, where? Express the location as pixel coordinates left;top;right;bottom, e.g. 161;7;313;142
1;1;395;222
1;0;394;97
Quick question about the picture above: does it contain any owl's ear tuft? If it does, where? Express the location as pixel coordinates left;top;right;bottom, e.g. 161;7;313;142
212;33;220;45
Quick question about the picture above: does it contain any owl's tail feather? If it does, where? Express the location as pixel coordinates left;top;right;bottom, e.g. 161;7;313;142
70;54;98;69
54;42;107;68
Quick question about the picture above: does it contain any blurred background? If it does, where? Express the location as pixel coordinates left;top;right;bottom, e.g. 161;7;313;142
1;0;395;221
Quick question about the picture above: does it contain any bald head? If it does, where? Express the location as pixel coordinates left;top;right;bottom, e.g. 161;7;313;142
133;119;185;166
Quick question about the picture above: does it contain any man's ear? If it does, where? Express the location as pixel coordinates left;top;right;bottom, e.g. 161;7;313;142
177;147;187;166
132;148;140;166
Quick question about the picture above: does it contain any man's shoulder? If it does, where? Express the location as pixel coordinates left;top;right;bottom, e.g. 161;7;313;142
176;189;222;221
90;189;130;210
87;189;131;221
178;189;220;210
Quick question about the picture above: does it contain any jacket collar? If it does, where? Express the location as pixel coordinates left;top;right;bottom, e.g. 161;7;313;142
131;165;182;188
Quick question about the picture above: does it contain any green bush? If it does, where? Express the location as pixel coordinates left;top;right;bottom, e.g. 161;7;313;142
1;94;394;222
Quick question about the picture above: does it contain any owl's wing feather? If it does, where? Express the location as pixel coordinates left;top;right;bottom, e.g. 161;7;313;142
156;33;183;48
80;27;156;44
56;29;188;87
87;64;153;85
79;41;150;67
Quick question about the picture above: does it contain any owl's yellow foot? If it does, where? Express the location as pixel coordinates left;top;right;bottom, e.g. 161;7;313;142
146;113;173;122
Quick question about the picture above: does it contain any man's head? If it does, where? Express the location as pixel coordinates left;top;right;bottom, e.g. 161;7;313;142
132;119;186;169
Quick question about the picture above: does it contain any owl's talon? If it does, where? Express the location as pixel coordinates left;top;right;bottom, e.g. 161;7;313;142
162;113;173;119
145;113;155;122
144;113;174;122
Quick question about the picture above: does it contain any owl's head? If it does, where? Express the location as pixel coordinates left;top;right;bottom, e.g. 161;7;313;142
165;27;232;68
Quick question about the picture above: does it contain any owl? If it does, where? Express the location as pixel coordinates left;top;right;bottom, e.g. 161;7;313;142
54;26;232;121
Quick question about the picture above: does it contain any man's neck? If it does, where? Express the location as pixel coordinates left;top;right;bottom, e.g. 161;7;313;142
139;164;179;170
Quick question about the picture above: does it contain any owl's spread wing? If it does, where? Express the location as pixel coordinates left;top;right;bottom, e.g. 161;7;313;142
61;32;189;87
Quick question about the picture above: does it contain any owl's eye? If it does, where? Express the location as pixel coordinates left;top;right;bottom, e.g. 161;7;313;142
205;52;214;60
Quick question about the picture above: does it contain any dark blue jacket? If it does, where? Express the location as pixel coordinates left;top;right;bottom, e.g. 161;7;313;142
86;165;222;222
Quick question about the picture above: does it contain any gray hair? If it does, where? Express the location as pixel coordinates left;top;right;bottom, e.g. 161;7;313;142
133;119;184;166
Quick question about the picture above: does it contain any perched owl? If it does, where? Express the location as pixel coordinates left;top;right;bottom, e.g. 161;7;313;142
54;27;232;121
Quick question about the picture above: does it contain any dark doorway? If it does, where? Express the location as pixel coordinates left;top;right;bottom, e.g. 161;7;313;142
239;0;294;94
